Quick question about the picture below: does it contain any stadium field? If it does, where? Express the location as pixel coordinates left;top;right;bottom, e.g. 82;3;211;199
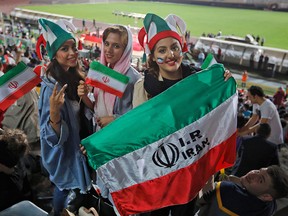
22;1;288;49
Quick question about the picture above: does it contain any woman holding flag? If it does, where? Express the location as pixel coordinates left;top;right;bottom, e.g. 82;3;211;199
37;19;93;215
77;25;141;131
134;13;231;108
134;13;232;216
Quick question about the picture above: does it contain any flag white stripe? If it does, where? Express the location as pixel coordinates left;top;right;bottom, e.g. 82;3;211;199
208;58;217;67
0;67;36;101
87;69;127;92
98;93;238;192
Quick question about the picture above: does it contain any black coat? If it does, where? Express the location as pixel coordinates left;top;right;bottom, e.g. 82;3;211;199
231;135;279;177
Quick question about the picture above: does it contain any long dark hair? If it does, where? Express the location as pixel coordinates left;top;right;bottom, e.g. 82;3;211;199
45;58;85;101
45;59;93;138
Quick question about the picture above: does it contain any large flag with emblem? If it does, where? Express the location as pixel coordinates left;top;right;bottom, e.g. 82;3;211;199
85;61;129;98
0;61;41;111
82;64;237;216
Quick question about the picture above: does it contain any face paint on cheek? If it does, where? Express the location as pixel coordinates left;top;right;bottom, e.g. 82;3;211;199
157;57;164;64
179;51;183;57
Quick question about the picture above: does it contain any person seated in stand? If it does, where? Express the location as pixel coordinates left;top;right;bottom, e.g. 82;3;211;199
238;85;283;145
231;123;279;177
195;165;288;216
0;128;31;211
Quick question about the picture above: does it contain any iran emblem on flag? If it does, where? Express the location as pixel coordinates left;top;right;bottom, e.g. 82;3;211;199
82;64;237;216
85;61;129;98
0;62;41;111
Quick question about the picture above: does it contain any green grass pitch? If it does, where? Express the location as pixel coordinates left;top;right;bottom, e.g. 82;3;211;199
22;1;288;49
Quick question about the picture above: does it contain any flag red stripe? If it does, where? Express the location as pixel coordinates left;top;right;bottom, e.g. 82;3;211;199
111;132;237;216
0;76;41;111
86;78;124;98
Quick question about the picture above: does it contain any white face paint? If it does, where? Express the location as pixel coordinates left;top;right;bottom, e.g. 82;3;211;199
153;37;183;79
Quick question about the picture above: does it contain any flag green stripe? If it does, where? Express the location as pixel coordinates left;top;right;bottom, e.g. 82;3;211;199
0;62;27;86
82;64;236;169
201;53;214;69
90;61;129;84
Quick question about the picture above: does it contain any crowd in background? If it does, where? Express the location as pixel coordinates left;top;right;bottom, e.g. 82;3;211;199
0;13;288;216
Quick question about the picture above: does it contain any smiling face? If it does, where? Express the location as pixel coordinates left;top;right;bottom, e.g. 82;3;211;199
103;32;125;68
55;39;78;71
152;37;183;79
240;168;273;199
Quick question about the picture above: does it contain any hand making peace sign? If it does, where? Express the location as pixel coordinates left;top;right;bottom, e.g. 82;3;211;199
50;82;68;112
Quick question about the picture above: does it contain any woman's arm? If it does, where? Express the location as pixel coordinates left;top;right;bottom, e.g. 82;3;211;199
49;83;67;135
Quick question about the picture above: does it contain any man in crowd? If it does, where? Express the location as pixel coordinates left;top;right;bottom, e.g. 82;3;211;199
0;128;31;211
195;165;288;216
231;123;279;177
238;85;283;145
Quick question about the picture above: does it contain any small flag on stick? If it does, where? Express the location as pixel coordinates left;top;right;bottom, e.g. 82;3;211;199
201;53;217;70
0;62;41;111
85;61;129;98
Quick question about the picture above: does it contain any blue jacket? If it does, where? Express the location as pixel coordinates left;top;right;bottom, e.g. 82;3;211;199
38;76;91;193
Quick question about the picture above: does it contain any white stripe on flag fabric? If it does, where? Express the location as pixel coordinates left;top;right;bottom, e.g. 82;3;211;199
16;40;22;48
0;61;41;111
98;95;237;215
201;53;218;69
86;61;129;98
98;94;237;191
82;64;237;215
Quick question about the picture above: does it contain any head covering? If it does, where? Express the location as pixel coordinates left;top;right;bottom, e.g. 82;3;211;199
36;19;76;60
94;25;133;119
100;25;132;76
138;13;187;54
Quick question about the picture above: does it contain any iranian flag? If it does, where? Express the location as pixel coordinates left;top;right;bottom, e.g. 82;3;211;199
82;64;237;216
0;61;41;111
16;40;22;49
201;53;217;69
0;34;5;45
85;61;129;98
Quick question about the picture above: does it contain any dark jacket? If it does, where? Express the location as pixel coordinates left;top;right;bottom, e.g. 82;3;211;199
231;135;279;177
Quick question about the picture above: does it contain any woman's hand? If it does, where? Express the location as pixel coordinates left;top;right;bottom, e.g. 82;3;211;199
78;80;89;98
50;82;67;112
77;80;94;110
49;83;67;134
79;144;87;156
224;69;232;81
96;116;115;128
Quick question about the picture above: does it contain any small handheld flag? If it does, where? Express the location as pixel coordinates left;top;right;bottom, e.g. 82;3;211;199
201;53;218;70
85;61;129;98
0;62;42;111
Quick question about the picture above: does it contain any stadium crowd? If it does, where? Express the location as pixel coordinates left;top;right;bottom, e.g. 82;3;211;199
0;12;288;216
